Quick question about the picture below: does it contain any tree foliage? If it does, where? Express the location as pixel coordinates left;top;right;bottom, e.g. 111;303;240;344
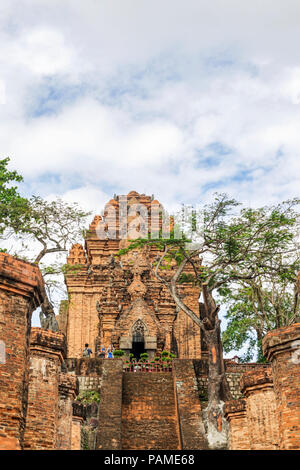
116;193;300;447
0;157;29;238
220;258;300;362
0;158;90;318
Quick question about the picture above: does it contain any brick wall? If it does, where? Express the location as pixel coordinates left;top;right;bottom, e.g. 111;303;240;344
224;361;271;400
0;253;44;450
23;328;66;449
173;359;208;449
96;360;123;450
224;400;250;450
241;368;279;450
121;372;181;450
263;323;300;450
57;373;78;449
71;417;83;450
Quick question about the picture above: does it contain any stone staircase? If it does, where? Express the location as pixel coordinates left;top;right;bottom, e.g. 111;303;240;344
121;372;181;450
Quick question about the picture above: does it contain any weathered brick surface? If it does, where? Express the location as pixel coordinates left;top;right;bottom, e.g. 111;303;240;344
71;416;83;450
71;402;85;450
241;368;280;450
65;192;203;359
96;360;123;450
0;254;44;449
0;436;21;449
263;323;300;450
173;359;208;449
224;400;250;450
121;372;181;450
23;328;66;450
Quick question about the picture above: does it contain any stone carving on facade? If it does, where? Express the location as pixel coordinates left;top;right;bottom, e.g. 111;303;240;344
65;191;202;359
131;319;147;342
67;243;87;265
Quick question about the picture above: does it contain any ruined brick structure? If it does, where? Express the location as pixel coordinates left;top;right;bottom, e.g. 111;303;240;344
0;192;300;451
64;191;203;360
0;253;44;450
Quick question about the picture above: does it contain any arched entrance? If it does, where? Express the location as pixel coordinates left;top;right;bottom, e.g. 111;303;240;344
131;320;146;360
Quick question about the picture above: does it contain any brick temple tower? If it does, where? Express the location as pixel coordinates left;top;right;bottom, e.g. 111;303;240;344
62;191;203;359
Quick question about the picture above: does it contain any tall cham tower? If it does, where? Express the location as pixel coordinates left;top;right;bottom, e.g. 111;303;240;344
63;191;204;359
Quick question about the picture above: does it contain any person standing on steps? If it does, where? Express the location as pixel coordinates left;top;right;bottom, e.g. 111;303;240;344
83;343;93;357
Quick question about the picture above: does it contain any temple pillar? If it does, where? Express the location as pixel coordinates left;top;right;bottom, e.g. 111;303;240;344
224;399;250;450
0;253;44;450
23;328;67;449
241;368;279;450
263;323;300;450
71;402;85;450
56;373;78;449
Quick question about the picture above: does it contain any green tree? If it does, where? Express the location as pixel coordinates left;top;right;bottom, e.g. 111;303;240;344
220;258;300;362
0;157;29;238
11;196;90;329
0;159;90;330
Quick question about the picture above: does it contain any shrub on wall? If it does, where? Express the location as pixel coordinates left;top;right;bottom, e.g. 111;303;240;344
139;352;149;362
113;349;125;357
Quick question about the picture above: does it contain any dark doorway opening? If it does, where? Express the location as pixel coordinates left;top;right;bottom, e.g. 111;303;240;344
131;319;146;360
131;340;145;360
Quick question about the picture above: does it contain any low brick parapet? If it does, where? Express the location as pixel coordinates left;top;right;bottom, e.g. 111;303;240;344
224;399;250;450
0;254;45;449
58;373;78;398
30;327;67;361
239;366;279;449
224;360;270;373
224;399;247;417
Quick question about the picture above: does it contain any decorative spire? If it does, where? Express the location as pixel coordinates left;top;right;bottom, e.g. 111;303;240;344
67;244;87;265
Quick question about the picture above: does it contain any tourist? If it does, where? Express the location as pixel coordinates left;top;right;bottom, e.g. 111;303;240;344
82;343;92;357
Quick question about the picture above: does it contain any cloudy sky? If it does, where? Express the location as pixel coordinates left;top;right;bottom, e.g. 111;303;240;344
2;1;300;347
1;0;300;215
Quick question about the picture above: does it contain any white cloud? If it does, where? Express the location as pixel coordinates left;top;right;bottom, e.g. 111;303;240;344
0;80;5;105
0;0;300;211
50;185;110;215
12;28;75;76
2;1;300;341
